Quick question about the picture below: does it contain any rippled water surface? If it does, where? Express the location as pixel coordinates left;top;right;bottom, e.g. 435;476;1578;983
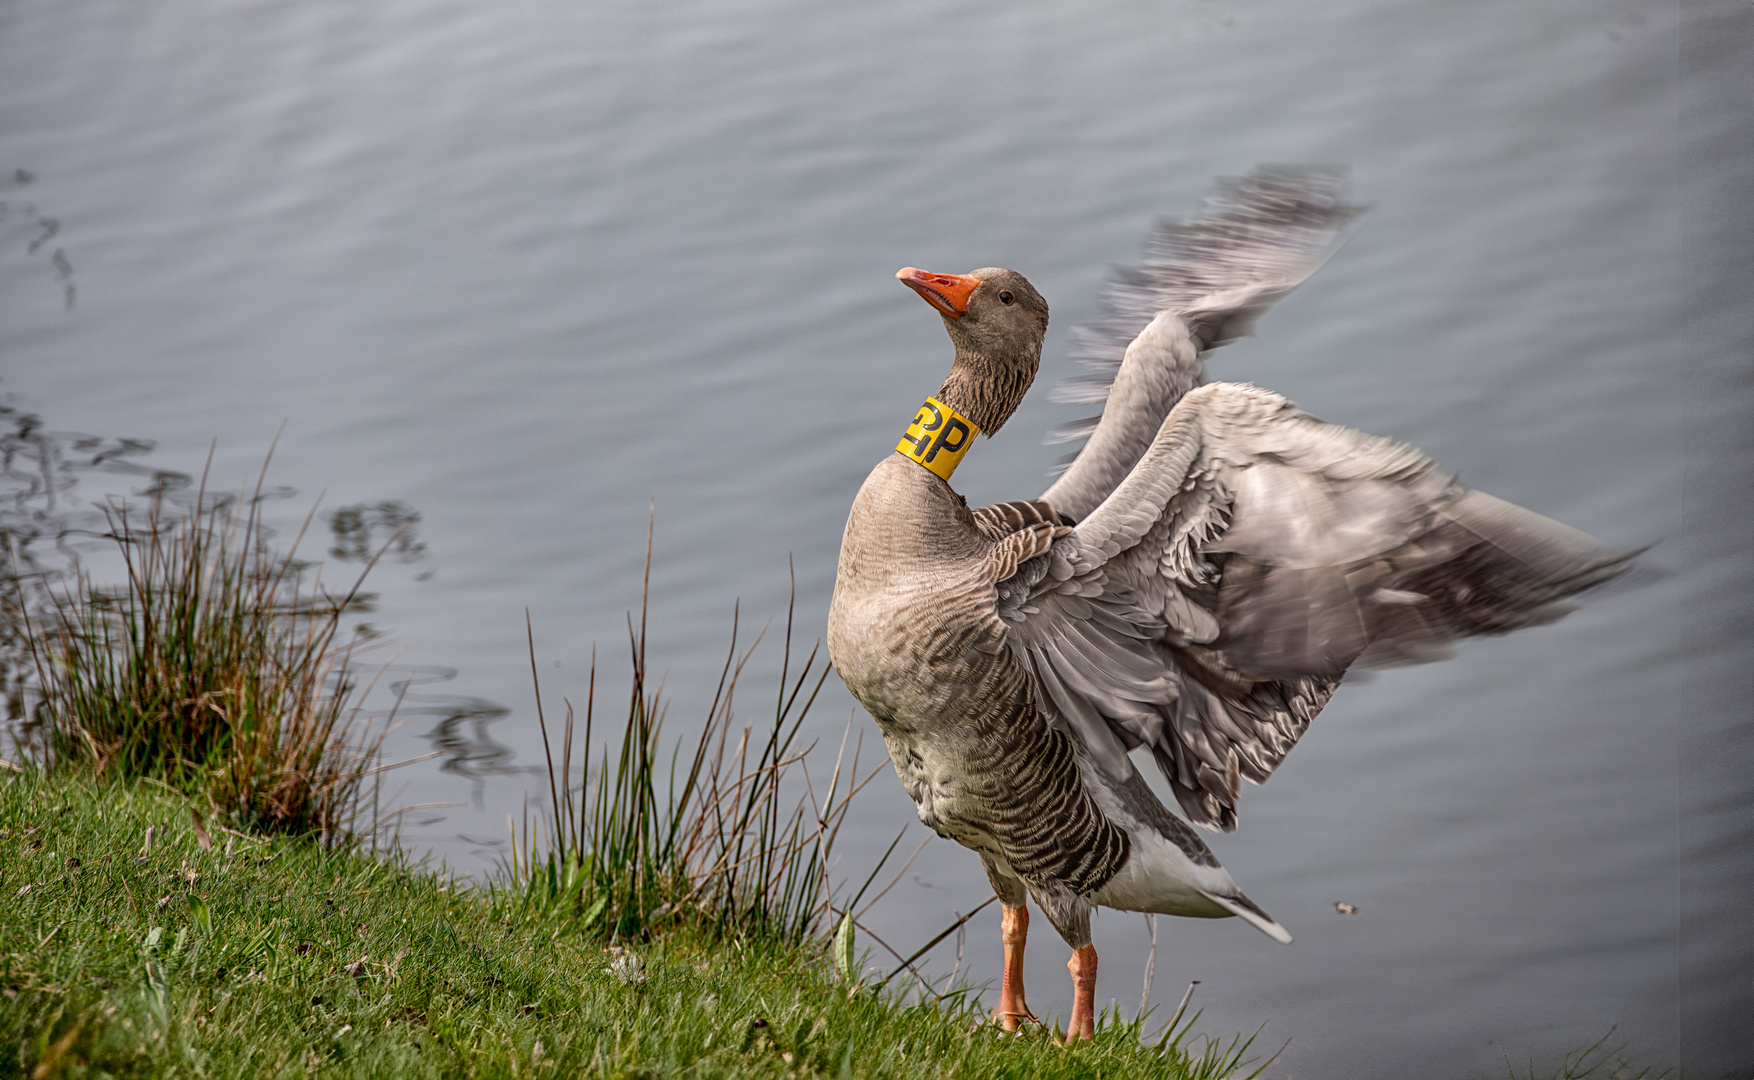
5;0;1748;1075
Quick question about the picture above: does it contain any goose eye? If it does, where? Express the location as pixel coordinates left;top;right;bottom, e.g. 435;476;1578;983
999;290;1015;305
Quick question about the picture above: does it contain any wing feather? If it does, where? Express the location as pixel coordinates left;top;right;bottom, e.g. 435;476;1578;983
1041;168;1364;519
995;168;1628;831
1005;382;1632;831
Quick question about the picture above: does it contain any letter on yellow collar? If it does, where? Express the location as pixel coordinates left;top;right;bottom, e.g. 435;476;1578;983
897;397;979;481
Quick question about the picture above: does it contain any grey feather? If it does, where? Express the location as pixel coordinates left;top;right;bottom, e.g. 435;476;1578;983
1041;168;1365;522
1006;382;1634;830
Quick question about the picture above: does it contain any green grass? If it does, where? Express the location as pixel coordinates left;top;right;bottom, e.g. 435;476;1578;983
0;770;1264;1079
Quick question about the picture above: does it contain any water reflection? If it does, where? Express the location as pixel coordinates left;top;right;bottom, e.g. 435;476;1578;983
0;168;76;311
401;675;520;793
327;499;429;566
0;396;181;731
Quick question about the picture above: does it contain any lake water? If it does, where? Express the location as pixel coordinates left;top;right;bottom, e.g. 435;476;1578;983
3;0;1749;1074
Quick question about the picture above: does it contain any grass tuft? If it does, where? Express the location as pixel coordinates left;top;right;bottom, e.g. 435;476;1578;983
14;459;395;841
508;545;882;948
1502;1026;1673;1080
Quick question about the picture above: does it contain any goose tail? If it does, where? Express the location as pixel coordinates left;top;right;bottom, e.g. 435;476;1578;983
1200;889;1293;944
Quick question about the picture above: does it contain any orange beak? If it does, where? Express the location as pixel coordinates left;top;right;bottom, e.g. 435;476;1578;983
896;267;981;319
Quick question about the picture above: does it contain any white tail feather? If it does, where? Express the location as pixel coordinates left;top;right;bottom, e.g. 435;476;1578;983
1200;890;1293;944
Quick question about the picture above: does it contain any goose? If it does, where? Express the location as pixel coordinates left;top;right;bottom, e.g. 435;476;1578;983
825;168;1631;1044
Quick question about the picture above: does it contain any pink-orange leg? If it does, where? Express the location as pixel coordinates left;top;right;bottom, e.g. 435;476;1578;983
1064;944;1098;1045
992;903;1039;1030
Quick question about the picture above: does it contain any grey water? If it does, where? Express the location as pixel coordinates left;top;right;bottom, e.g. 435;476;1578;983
3;0;1749;1075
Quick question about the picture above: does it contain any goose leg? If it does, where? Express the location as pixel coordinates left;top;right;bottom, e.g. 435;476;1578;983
1065;944;1098;1044
994;902;1038;1030
1014;875;1098;1046
981;857;1037;1030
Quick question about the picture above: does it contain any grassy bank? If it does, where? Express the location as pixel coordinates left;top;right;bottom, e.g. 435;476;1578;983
1;770;1255;1079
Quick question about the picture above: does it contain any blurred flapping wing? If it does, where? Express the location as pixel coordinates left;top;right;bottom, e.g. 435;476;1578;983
1001;382;1632;832
1041;167;1365;522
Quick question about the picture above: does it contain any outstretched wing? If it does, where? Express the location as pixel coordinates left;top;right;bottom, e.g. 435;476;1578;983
1041;167;1364;522
1002;382;1632;832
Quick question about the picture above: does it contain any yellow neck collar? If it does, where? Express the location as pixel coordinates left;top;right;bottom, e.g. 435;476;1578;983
897;397;980;480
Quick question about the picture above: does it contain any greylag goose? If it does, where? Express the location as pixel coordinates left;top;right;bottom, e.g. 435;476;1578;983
825;169;1630;1044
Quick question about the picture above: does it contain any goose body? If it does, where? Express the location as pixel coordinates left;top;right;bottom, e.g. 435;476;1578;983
829;459;1282;934
826;170;1630;1042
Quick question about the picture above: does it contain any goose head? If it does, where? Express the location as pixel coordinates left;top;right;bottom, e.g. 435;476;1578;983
897;266;1049;435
